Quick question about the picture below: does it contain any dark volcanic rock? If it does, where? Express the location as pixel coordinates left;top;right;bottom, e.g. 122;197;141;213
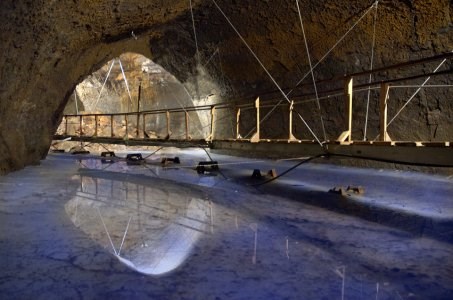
0;0;451;174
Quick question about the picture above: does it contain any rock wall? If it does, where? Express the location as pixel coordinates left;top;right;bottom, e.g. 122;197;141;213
0;0;451;174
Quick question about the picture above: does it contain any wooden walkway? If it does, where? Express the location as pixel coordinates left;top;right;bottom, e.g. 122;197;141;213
54;53;453;167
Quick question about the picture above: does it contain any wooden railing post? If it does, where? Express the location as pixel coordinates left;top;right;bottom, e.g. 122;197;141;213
250;97;260;143
185;111;191;140
79;115;83;136
124;115;128;138
288;100;297;141
379;83;392;142
236;107;241;139
143;114;146;138
207;106;216;141
110;115;114;137
136;113;140;138
337;77;353;142
166;111;171;139
94;115;98;136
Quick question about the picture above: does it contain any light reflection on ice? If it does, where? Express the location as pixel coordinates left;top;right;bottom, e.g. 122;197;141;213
65;173;210;276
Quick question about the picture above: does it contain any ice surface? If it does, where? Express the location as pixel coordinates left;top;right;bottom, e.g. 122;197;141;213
0;150;452;299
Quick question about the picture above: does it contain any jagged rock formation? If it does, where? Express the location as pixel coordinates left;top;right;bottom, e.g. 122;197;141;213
0;0;451;174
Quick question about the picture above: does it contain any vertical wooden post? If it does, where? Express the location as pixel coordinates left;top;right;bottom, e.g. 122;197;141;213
166;111;171;139
288;100;297;141
94;115;98;136
125;115;128;138
250;97;260;143
136;83;141;138
236;107;241;139
136;113;140;138
143;114;146;139
336;77;353;142
379;83;392;142
110;115;114;137
185;111;190;140
64;116;68;135
207;106;216;141
79;115;83;136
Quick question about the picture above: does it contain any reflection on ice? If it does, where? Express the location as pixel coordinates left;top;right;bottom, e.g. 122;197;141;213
65;173;210;276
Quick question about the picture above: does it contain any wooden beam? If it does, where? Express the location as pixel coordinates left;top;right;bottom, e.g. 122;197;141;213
94;115;98;136
379;83;391;142
250;97;260;143
236;107;241;139
337;77;353;142
185;111;191;140
288;101;297;141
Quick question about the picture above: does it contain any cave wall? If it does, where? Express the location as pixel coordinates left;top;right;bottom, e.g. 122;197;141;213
0;0;451;174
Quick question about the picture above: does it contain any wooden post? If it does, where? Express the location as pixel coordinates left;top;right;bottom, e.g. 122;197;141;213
185;111;191;140
143;114;146;138
236;107;241;139
166;111;171;139
94;115;98;136
288;100;297;141
337;77;353;142
110;115;114;137
136;83;141;138
136;113;140;138
379;83;392;142
125;115;128;138
79;115;83;136
250;97;260;143
64;116;68;135
207;106;216;141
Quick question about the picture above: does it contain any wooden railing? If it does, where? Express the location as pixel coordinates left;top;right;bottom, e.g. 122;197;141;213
57;52;452;145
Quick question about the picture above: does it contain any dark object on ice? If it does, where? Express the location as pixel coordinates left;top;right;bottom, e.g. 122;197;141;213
51;149;65;153
267;169;277;178
329;186;365;196
72;150;90;155
329;186;347;196
346;186;365;194
126;153;144;165
196;161;219;174
252;169;276;179
252;169;262;179
161;157;181;165
101;151;116;164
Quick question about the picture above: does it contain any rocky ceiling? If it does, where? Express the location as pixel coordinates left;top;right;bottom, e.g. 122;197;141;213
0;0;451;174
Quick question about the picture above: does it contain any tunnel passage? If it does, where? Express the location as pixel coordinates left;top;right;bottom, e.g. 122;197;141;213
0;0;451;174
57;52;210;140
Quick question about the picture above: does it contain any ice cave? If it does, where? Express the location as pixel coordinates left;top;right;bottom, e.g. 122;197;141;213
0;1;452;299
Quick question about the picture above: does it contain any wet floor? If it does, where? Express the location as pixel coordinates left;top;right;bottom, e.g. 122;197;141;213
0;149;452;299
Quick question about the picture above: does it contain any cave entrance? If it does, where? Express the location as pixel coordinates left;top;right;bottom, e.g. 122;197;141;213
57;52;205;140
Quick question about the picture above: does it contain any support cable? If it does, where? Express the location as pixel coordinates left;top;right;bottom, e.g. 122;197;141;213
93;60;115;112
118;58;134;113
244;1;378;139
249;154;326;187
291;2;378;92
189;0;201;65
296;0;327;141
203;48;219;68
169;85;207;138
387;56;449;127
211;0;323;146
391;84;453;89
363;1;379;141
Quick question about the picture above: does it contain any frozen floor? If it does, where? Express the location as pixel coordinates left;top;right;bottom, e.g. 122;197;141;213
0;149;452;299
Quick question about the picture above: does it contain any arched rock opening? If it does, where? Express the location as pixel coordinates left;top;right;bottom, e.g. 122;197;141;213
0;0;451;174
